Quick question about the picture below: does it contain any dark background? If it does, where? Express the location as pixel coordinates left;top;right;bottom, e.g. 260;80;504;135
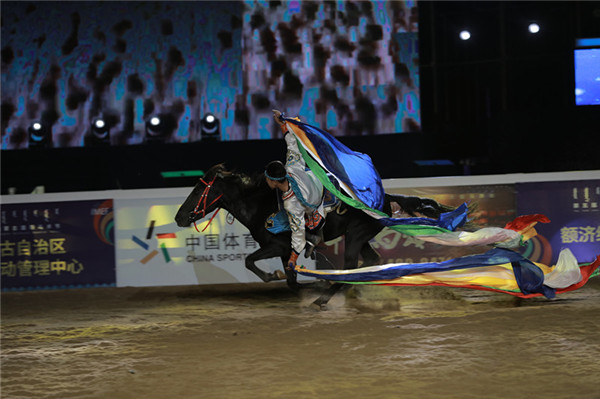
2;1;599;194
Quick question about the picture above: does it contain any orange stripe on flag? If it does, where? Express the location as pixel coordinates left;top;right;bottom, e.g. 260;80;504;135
288;123;319;158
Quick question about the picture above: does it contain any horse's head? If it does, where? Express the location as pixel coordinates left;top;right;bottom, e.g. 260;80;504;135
175;164;231;228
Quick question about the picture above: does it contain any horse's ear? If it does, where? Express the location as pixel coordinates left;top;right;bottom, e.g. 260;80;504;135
217;163;228;177
205;163;226;179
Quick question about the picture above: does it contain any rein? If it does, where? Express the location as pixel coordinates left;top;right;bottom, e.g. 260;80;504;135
191;175;224;232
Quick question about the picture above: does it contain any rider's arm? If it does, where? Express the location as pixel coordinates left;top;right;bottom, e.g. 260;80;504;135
282;190;307;254
283;126;306;170
274;110;306;171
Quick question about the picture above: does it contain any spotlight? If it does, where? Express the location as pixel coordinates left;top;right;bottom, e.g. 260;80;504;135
89;116;110;146
146;115;163;139
94;119;105;129
28;121;52;148
528;23;540;34
145;113;177;143
459;30;471;41
150;116;161;127
200;113;220;141
92;118;108;137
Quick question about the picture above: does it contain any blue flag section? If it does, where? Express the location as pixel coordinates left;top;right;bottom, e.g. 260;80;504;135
287;118;386;211
303;248;528;282
511;259;556;298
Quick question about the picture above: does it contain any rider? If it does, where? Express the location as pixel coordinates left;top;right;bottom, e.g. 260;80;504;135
265;110;325;272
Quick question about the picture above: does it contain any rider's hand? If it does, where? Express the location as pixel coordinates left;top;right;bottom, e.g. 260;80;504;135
272;109;285;126
286;249;299;271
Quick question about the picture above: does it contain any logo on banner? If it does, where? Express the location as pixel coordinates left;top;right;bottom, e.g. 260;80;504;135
184;230;258;263
571;186;599;212
519;234;552;265
131;220;177;264
92;199;114;245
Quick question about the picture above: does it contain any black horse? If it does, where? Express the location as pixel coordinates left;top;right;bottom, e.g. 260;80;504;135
175;164;458;308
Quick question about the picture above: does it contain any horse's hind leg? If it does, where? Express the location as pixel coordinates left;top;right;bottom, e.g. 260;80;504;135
313;244;379;309
245;247;284;283
311;283;348;310
310;237;362;310
360;243;380;267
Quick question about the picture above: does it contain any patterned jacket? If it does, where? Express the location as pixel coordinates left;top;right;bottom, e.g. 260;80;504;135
282;131;325;253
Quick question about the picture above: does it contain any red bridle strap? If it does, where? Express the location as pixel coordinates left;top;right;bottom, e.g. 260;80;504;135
195;207;221;233
191;175;223;232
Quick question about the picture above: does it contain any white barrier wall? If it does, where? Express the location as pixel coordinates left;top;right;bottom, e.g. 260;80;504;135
2;170;598;291
1;186;313;290
113;195;297;287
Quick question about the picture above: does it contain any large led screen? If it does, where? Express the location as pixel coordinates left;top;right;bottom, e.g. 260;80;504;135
574;48;600;106
1;1;419;149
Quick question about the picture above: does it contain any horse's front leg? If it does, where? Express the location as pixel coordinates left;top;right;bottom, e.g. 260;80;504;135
245;246;287;283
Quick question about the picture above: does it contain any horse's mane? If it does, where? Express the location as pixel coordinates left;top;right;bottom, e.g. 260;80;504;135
205;163;266;189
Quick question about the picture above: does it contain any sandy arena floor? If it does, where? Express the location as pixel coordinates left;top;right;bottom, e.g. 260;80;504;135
2;280;600;399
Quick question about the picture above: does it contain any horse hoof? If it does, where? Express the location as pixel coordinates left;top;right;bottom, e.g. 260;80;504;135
310;300;328;311
274;270;286;280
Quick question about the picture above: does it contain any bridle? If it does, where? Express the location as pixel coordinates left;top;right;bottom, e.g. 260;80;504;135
190;175;223;232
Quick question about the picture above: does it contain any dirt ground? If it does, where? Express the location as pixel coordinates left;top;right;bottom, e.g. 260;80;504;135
2;280;600;399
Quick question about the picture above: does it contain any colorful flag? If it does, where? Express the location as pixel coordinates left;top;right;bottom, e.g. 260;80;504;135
295;248;600;299
281;116;600;299
282;117;546;248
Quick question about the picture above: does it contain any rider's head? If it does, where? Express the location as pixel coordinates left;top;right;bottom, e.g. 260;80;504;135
265;161;288;190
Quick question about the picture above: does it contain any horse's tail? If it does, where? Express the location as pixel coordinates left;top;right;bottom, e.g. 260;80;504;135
384;193;478;228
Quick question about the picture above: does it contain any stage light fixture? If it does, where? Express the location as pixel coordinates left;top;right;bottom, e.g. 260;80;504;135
528;23;540;34
28;121;51;148
459;30;471;41
150;116;161;127
145;113;177;143
145;115;163;140
89;117;110;145
200;113;220;141
92;117;108;136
